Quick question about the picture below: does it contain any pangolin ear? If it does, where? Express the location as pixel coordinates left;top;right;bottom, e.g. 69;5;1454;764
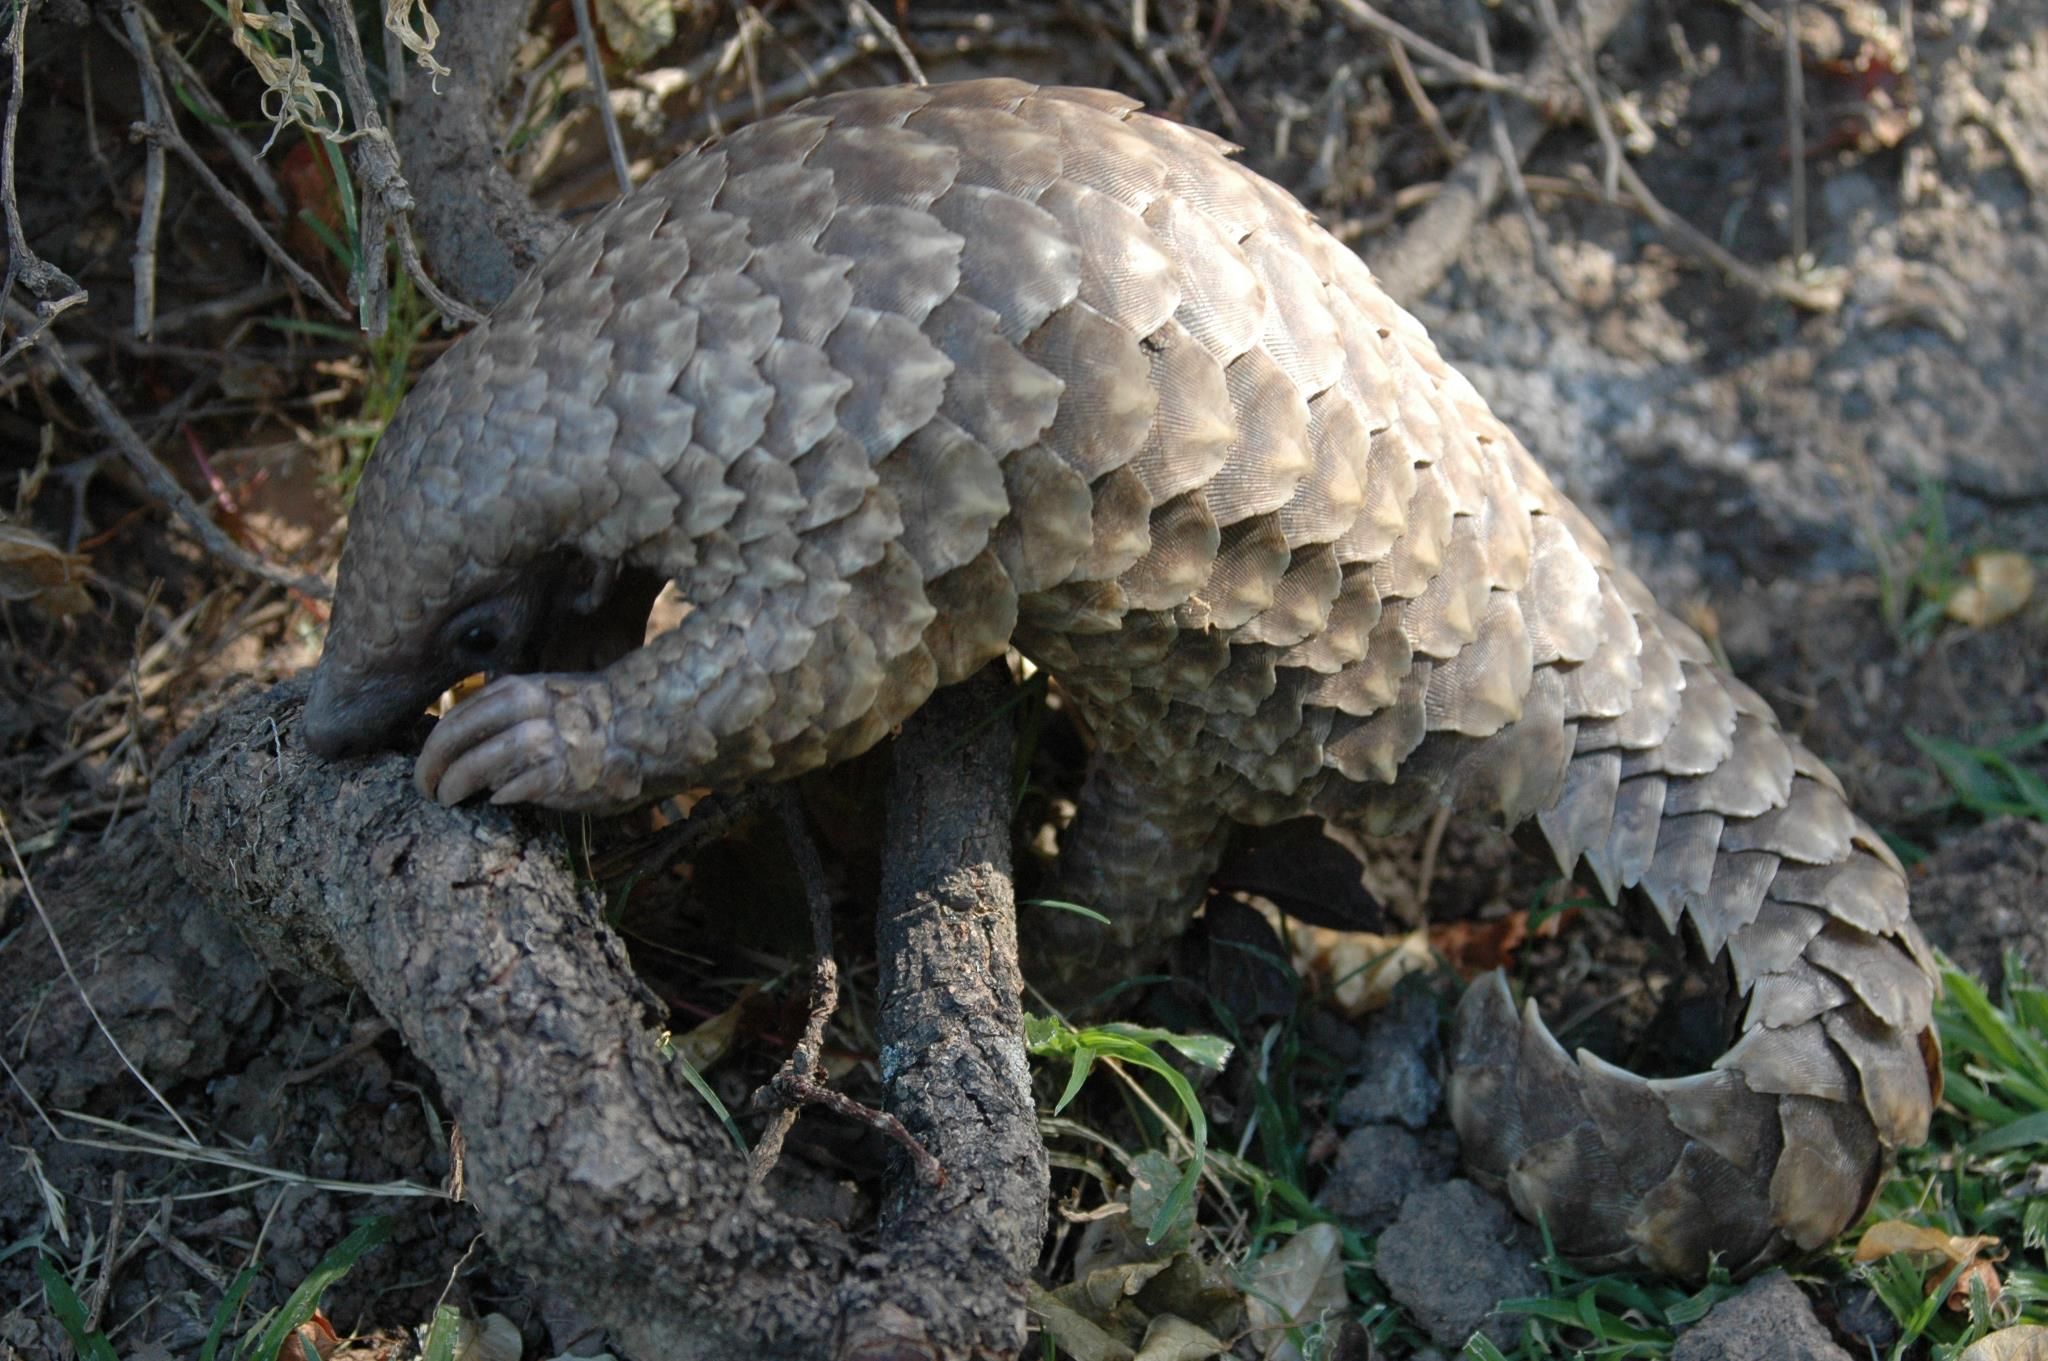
558;552;619;616
538;555;667;674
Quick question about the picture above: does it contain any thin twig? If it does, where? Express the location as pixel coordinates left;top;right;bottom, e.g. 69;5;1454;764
1781;0;1808;260
1370;0;1642;303
1470;0;1567;296
104;9;350;321
118;3;167;339
1613;156;1842;309
311;0;486;330
1326;0;1555;106
1533;0;1624;199
1385;35;1461;165
851;0;926;85
570;0;634;198
1;0;87;328
4;298;334;598
747;788;944;1189
661;40;877;147
83;1171;126;1335
147;13;287;217
1;814;201;1143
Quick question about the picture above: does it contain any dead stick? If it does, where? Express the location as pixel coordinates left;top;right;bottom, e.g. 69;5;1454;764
835;664;1049;1359
1371;0;1639;304
3;299;332;600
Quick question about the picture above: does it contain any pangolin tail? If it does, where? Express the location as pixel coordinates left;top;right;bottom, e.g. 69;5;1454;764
1447;578;1941;1278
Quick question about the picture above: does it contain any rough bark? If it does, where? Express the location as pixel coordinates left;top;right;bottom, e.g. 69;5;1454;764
390;0;567;310
148;676;1044;1359
838;665;1049;1358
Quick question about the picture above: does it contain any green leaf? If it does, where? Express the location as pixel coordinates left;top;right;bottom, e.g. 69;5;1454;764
199;1268;257;1361
245;1217;391;1361
1023;898;1112;925
657;1034;749;1156
35;1257;119;1361
420;1304;462;1361
1053;1049;1095;1116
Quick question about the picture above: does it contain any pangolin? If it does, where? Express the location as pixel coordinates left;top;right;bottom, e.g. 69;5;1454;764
301;78;1941;1278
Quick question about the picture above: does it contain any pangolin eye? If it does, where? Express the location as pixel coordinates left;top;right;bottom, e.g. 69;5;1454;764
456;623;500;656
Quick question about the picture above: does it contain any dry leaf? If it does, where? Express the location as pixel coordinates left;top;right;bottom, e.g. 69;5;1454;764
1430;907;1575;976
1961;1325;2048;1361
1243;1223;1346;1361
274;1309;339;1361
1272;919;1437;1016
1946;552;2036;629
1027;1283;1138;1361
456;1311;522;1361
0;523;91;618
1134;1314;1229;1361
1854;1219;2005;1311
669;988;753;1071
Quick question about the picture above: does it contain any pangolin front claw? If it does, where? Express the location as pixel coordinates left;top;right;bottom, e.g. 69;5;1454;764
416;673;627;810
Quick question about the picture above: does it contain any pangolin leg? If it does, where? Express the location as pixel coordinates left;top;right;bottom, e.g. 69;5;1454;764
1026;753;1230;1001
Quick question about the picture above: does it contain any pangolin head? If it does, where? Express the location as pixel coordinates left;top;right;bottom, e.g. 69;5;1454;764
301;324;630;760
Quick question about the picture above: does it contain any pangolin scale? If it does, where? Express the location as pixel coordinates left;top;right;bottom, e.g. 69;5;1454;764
303;78;1941;1277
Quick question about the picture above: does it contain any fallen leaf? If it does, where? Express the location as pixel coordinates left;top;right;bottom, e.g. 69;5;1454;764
1275;921;1437;1016
1028;1283;1138;1361
1429;906;1575;976
1961;1325;2048;1361
274;1310;339;1361
1243;1223;1347;1361
0;523;91;618
1134;1314;1230;1361
1946;551;2036;629
1853;1220;1999;1264
1854;1219;2004;1311
456;1311;522;1361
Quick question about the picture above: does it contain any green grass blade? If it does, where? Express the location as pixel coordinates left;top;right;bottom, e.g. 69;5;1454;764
34;1257;119;1361
246;1217;392;1361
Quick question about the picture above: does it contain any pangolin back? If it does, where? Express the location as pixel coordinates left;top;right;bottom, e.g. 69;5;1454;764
310;78;1940;1277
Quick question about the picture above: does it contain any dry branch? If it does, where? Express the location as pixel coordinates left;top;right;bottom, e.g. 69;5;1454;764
153;676;1047;1358
3;299;333;600
1371;0;1640;303
391;0;569;311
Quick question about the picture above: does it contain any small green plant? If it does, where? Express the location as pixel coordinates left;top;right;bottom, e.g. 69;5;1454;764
1844;955;2048;1356
42;1217;391;1361
35;1256;119;1361
242;1216;392;1360
1492;1246;1736;1359
1877;479;1967;647
1909;721;2048;824
1026;1015;1232;1244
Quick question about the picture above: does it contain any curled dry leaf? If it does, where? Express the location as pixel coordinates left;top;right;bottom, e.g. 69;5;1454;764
274;1309;340;1361
0;523;92;618
1265;916;1437;1016
1243;1223;1347;1361
1946;551;2037;629
1854;1219;2006;1311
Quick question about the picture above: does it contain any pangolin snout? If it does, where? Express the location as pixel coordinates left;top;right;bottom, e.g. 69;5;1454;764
300;663;435;759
